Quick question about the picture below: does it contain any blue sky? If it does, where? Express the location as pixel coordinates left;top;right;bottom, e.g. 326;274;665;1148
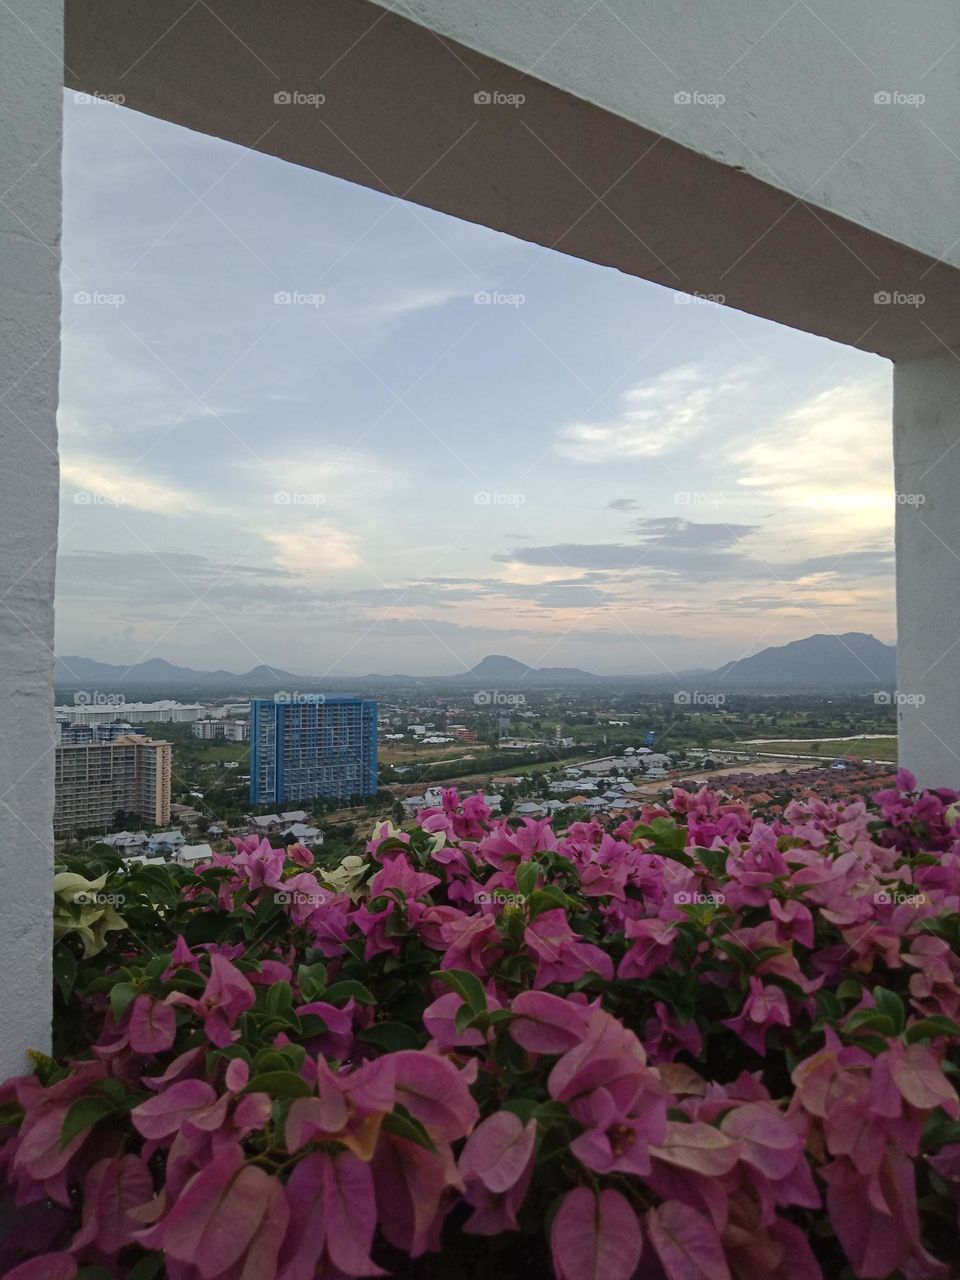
57;92;895;677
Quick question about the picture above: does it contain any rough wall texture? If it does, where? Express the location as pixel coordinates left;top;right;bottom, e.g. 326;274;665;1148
0;0;61;1074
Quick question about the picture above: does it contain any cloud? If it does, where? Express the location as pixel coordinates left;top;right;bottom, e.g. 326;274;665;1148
734;373;894;543
263;525;363;574
556;364;751;462
61;456;221;516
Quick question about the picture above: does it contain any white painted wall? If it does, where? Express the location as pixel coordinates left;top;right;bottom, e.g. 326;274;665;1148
894;353;960;788
386;0;960;271
0;0;61;1074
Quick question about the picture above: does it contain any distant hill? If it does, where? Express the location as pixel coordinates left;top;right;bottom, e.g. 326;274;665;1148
712;632;895;688
459;655;600;685
55;634;897;693
55;656;303;690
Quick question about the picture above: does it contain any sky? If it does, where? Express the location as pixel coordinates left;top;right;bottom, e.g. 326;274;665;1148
57;91;895;678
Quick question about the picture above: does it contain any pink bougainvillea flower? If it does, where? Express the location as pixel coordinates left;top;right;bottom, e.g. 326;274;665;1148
192;952;256;1048
458;1110;536;1234
371;1132;463;1257
550;1187;642;1280
136;1143;289;1278
132;1079;227;1140
439;913;503;977
723;977;791;1055
391;1050;479;1141
568;1080;667;1177
645;1199;730;1280
509;990;592;1055
128;993;177;1054
278;1150;385;1279
71;1153;153;1256
618;917;677;980
644;1000;703;1064
4;1256;78;1280
524;909;613;987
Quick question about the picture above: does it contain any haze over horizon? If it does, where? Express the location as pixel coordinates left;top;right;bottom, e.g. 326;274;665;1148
58;94;896;679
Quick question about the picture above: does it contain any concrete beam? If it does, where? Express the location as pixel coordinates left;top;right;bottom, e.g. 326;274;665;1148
0;0;62;1075
65;0;960;361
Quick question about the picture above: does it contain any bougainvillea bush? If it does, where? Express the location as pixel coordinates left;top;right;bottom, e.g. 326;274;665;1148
2;770;960;1279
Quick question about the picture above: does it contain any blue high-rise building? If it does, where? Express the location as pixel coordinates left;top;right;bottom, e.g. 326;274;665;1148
249;695;378;807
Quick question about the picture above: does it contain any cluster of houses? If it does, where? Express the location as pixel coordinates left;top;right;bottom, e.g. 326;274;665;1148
96;808;323;867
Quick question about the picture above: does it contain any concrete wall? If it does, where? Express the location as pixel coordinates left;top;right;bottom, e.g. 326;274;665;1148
0;0;61;1074
894;353;960;788
387;0;960;272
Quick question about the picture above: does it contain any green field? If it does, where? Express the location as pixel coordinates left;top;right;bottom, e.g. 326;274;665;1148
743;737;897;762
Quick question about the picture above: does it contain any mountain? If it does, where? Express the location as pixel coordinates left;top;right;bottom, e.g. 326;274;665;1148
712;633;896;688
460;655;600;685
55;656;303;690
55;634;897;693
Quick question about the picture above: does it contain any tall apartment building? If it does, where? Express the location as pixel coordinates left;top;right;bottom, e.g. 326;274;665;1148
249;696;377;807
54;735;173;838
191;717;249;742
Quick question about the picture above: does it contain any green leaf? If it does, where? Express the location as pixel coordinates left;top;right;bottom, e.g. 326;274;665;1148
53;946;78;1003
845;1009;896;1037
264;982;293;1016
109;981;138;1022
246;1070;312;1099
128;1256;165;1280
515;860;540;899
836;979;864;1002
357;1022;422;1052
873;988;906;1035
906;1015;960;1043
78;1268;117;1280
382;1105;436;1152
431;968;487;1015
322;980;376;1006
61;1095;116;1149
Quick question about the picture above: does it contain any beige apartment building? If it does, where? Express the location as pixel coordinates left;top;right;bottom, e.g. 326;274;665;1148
54;735;172;839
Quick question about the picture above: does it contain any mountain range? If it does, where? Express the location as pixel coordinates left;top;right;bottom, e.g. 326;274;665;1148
54;633;896;693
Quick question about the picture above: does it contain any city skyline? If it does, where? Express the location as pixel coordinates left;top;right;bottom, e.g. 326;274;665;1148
59;93;894;678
